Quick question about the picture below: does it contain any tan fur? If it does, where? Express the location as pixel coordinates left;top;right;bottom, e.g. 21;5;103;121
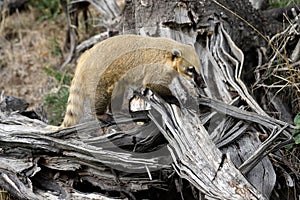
59;34;200;128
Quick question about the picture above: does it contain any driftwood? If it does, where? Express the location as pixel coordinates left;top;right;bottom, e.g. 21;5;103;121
1;0;300;199
59;0;121;69
0;74;293;199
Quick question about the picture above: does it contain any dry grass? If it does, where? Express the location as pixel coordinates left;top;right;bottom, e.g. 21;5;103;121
0;188;11;200
0;6;66;107
0;5;69;200
0;6;69;200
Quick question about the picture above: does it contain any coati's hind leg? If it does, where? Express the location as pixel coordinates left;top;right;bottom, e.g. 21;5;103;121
94;83;115;124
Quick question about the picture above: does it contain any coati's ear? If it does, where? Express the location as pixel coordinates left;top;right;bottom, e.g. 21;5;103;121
171;49;182;60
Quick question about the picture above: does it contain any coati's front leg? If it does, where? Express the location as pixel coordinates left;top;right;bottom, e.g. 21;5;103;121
145;83;180;106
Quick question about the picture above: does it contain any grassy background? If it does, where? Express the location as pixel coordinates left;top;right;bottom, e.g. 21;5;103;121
269;0;300;7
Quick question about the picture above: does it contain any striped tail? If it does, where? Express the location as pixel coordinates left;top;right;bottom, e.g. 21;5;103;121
60;74;85;128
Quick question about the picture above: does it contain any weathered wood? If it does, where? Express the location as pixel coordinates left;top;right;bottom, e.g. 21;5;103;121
248;0;269;10
120;0;297;199
60;0;122;69
0;115;172;199
145;78;266;199
0;74;293;199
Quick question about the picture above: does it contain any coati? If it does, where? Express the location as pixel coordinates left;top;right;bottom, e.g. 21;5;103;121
109;62;187;121
57;34;201;128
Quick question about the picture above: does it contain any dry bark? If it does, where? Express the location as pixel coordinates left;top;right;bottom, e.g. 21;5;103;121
0;76;293;200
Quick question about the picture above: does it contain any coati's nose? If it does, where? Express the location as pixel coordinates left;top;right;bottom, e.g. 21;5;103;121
186;66;206;88
186;66;195;76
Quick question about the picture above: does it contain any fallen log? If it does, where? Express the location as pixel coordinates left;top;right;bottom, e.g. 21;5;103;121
0;73;293;199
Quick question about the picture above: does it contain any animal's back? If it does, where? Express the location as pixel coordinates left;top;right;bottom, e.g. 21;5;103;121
80;35;198;98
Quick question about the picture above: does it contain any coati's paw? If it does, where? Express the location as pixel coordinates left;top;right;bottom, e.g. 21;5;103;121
97;113;115;124
45;125;61;131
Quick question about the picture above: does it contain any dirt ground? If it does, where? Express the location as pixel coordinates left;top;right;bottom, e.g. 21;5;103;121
0;6;67;108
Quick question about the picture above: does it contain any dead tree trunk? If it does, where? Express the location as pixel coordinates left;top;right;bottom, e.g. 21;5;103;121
121;0;290;198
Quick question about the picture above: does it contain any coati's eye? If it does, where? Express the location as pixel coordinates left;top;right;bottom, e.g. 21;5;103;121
171;49;182;60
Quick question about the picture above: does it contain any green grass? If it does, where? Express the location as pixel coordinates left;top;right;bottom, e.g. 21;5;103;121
44;66;72;126
49;35;63;56
293;113;300;144
269;0;300;7
29;0;62;21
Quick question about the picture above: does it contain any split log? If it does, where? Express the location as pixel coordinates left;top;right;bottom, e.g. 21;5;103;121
120;1;285;199
0;74;293;199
